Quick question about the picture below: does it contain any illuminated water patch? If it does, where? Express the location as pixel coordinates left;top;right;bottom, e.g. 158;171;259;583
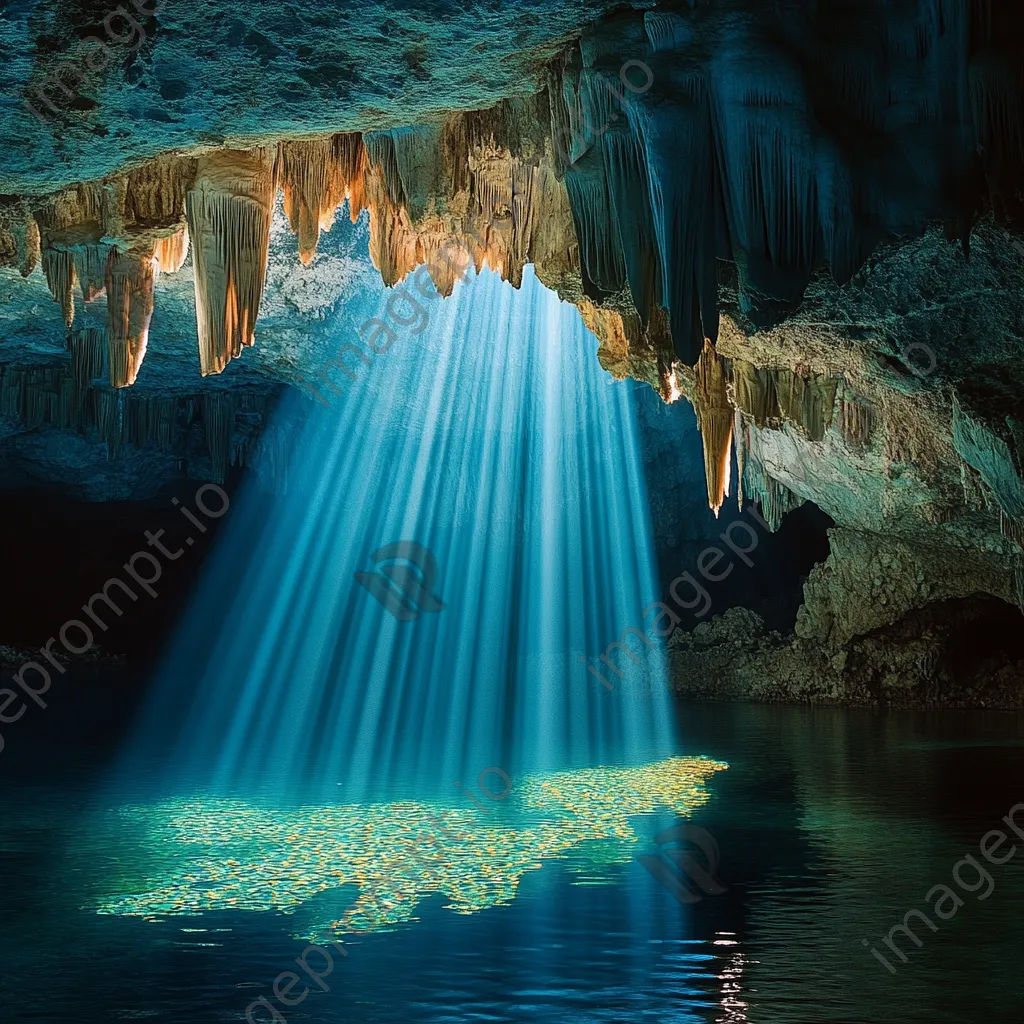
87;756;726;941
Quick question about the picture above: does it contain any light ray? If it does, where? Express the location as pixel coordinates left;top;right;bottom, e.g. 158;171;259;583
124;264;675;805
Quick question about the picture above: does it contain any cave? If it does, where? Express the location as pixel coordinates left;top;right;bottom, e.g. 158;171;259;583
2;0;1024;1021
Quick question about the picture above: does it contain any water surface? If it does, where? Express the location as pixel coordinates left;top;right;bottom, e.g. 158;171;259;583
2;702;1021;1022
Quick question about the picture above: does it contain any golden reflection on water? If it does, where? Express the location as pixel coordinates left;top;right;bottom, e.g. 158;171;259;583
88;756;727;941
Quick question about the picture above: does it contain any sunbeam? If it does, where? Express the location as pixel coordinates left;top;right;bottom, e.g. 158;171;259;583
122;264;675;805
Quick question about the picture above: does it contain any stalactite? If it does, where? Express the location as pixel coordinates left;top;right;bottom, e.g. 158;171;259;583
773;369;837;441
13;0;1014;418
73;243;113;303
578;303;645;382
840;394;875;447
733;408;747;511
106;248;156;388
968;32;1024;218
23;216;40;277
153;225;190;273
36;183;105;235
601;127;662;332
363;132;408;211
0;213;41;277
92;388;123;455
359;123;548;295
36;195;109;329
186;148;275;376
693;339;733;516
544;3;1022;370
202;392;236;484
67;328;107;398
363;182;419;287
625;67;718;364
42;248;76;327
337;134;368;223
730;360;837;440
473;145;515;228
360;141;421;287
279;138;352;264
772;371;807;430
390;125;450;225
11;1;1019;411
101;178;127;242
1;366;73;430
657;353;674;404
558;59;596;169
545;60;577;178
802;373;839;441
509;161;539;285
741;440;804;532
644;11;692;53
731;362;777;427
415;230;470;297
123;394;177;450
714;54;821;319
123;155;198;225
0;363;280;476
563;162;627;296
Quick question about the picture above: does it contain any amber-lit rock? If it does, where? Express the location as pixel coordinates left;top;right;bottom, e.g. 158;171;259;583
693;339;733;517
106;248;156;388
153;224;190;274
279;135;364;264
186;148;276;376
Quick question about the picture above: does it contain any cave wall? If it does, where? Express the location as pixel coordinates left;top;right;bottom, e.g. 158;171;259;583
3;1;1024;705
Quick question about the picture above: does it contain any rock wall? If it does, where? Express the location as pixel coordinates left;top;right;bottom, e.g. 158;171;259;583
3;1;1024;703
668;217;1024;706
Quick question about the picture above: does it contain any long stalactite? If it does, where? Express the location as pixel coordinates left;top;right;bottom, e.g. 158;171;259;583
8;0;1024;514
186;148;276;377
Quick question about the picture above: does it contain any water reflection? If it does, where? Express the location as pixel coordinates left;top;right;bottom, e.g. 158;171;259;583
5;705;1024;1022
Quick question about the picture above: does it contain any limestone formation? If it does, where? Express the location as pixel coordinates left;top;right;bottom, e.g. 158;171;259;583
0;358;277;487
693;339;733;516
74;244;112;304
106;249;156;388
0;208;40;277
186;148;276;376
154;225;190;274
279;136;364;264
42;247;77;327
67;328;106;397
665;216;1024;706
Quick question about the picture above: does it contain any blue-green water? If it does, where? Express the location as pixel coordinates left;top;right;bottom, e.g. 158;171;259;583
2;703;1022;1022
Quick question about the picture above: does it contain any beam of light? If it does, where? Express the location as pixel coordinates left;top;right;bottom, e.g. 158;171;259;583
85;756;727;941
121;263;677;806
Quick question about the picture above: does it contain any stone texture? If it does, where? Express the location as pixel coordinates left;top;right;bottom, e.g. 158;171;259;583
668;595;1024;709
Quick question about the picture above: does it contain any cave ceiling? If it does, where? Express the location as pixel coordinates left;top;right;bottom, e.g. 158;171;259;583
1;0;1024;619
